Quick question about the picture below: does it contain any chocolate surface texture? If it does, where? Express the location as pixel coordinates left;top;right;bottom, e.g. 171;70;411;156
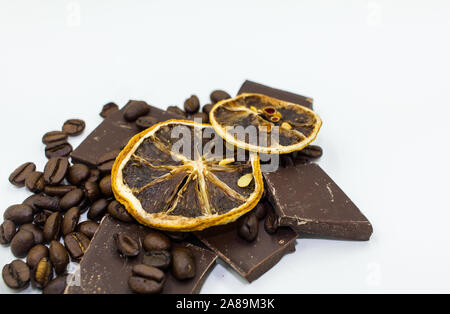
65;215;217;294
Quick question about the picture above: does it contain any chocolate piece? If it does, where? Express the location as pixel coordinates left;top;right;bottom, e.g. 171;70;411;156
71;102;176;168
195;213;297;283
65;215;217;294
264;163;373;241
237;80;313;109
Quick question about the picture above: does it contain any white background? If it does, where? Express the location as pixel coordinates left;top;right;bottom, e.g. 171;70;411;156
1;0;449;294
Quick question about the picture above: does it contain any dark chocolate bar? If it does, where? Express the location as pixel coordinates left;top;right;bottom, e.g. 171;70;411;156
65;215;218;294
195;215;297;283
237;80;313;109
71;101;177;168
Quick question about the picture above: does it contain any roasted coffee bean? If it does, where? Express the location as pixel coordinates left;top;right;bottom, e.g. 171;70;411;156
2;260;30;290
49;241;69;275
123;101;150;122
62;119;85;136
77;221;99;239
45;140;73;159
44;185;76;197
43;275;67;294
4;204;34;225
97;151;120;174
0;220;16;244
210;90;231;104
164;231;188;242
42;131;68;145
238;213;259;242
33;257;53;288
99;175;113;197
293;145;323;160
60;189;85;211
24;194;60;212
19;224;44;244
264;211;279;234
87;199;109;221
61;207;80;236
143;250;171;270
128;276;164;294
26;244;49;269
43;212;62;242
143;232;171;252
100;102;119;118
10;230;35;258
280;155;294;168
84;181;101;202
108;201;134;223
254;202;268;220
86;170;100;184
167;106;186;117
184;95;200;114
25;171;46;193
43;157;69;185
114;233;140;257
171;247;196;280
67;164;90;186
9;162;36;187
202;104;213;115
132;264;165;282
136;115;158;130
33;210;52;228
64;232;90;261
191;112;209;123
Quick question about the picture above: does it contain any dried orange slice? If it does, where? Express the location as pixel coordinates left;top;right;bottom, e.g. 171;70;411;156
209;93;322;154
111;120;263;231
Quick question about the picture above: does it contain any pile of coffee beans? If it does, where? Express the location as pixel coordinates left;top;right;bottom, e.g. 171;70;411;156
113;230;196;294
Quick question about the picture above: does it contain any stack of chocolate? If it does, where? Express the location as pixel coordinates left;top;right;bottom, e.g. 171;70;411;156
2;80;372;294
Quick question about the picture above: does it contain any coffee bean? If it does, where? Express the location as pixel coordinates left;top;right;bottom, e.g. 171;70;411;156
43;212;62;242
238;213;259;242
254;202;268;220
26;244;49;269
210;90;231;104
171;247;196;280
136;115;158;130
108;201;134;223
43;275;67;294
44;185;77;197
114;233;140;257
4;204;34;225
0;220;16;244
45;141;73;159
132;264;165;282
143;232;171;252
60;189;85;211
143;250;171;270
164;231;188;242
25;171;46;193
43;157;69;185
49;241;69;275
61;207;80;236
264;211;279;234
42;131;68;145
64;232;90;261
97;151;120;174
99;175;113;197
33;257;53;289
167;106;186;117
2;260;30;290
67;164;90;186
293;145;323;161
128;276;164;294
19;224;44;244
184;95;200;114
9;162;36;187
33;210;52;228
87;169;101;183
123;101;150;122
87;199;109;221
24;194;60;212
62;119;85;136
280;155;294;168
191;112;209;123
100;102;119;118
11;230;35;258
84;181;101;202
202;104;213;115
77;221;99;239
